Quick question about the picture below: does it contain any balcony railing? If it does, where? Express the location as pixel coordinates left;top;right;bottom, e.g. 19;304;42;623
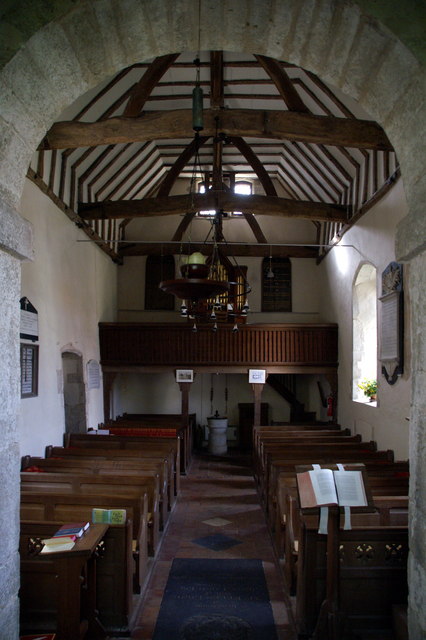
99;322;338;369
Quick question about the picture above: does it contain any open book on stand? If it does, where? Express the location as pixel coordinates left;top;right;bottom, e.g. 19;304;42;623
297;467;368;509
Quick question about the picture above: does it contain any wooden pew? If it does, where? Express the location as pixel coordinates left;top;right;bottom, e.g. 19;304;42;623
22;454;170;529
253;425;350;461
260;445;394;514
20;520;110;640
107;412;196;472
278;475;408;595
20;491;149;593
295;515;408;637
253;432;361;484
63;431;181;497
269;458;408;540
47;442;178;508
21;471;161;556
270;421;342;430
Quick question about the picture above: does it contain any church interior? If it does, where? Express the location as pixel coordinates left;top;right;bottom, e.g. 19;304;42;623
0;2;425;639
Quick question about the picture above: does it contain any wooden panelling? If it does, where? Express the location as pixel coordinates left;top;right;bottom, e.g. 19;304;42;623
99;322;338;368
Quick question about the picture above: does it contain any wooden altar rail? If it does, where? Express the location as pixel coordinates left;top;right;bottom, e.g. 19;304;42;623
98;322;338;368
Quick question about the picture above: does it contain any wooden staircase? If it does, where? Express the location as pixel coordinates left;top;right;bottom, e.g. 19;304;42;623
266;374;317;422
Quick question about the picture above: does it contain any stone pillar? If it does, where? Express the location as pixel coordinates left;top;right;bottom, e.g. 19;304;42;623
0;198;33;639
0;251;21;637
406;252;426;640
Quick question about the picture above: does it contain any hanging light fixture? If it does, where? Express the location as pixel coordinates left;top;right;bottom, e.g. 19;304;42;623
158;26;250;331
159;207;251;330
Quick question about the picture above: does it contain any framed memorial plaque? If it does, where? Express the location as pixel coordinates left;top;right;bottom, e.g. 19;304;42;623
20;343;39;397
20;297;38;341
379;262;403;385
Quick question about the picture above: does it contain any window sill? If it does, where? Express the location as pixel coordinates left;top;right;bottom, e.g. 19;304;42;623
353;398;377;407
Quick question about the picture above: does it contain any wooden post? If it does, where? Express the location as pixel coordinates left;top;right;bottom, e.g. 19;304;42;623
179;381;191;429
326;371;338;422
252;383;264;427
179;381;192;472
311;506;342;640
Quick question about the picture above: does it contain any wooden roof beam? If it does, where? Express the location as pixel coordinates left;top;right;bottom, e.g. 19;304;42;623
228;136;277;196
210;51;224;109
157;134;210;196
79;192;348;222
118;241;319;259
41;109;393;151
254;55;310;113
124;53;180;117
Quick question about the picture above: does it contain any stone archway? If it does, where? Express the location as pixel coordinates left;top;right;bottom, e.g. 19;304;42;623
0;2;424;637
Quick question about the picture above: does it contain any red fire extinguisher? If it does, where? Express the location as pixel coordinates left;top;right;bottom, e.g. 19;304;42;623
327;395;334;418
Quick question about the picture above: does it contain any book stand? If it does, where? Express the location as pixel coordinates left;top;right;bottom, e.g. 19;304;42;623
296;464;374;640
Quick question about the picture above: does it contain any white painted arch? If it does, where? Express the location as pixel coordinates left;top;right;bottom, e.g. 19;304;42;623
0;1;424;636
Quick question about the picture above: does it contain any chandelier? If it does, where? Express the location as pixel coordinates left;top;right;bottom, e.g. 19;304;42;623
158;52;251;332
159;209;251;332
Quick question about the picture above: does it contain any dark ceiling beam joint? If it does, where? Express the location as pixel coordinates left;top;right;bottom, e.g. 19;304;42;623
124;53;180;117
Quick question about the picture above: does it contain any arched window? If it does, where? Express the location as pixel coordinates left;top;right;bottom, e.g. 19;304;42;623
352;263;377;401
145;255;175;310
261;257;292;312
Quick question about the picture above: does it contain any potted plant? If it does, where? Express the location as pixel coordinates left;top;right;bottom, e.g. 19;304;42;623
357;378;377;401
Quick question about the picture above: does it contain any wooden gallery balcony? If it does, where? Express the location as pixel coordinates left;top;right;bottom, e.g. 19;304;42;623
99;323;338;375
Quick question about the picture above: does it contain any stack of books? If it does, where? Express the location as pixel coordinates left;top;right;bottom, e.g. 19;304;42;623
40;521;90;554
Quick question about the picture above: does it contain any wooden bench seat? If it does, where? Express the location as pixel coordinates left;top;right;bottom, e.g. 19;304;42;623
253;433;363;483
62;432;181;496
269;421;342;430
276;471;409;595
22;454;170;529
47;442;179;505
21;470;161;556
105;412;195;472
295;516;408;637
20;519;133;637
269;459;408;537
260;446;394;513
20;490;149;593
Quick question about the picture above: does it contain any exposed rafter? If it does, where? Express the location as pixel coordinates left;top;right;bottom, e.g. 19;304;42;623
124;53;180;117
227;136;277;196
33;51;398;264
254;54;310;113
157;135;209;196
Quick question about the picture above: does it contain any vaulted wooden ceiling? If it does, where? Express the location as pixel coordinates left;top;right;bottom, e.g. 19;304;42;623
30;51;398;263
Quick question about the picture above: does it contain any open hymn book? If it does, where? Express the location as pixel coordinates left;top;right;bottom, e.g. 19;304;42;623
297;467;368;509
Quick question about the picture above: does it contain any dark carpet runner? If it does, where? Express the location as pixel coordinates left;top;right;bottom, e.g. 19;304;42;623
152;558;278;640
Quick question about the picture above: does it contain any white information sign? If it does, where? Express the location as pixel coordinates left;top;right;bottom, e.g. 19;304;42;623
87;360;101;389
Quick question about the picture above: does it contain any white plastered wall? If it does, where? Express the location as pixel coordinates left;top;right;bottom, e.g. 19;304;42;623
318;178;411;459
117;253;321;323
19;179;117;456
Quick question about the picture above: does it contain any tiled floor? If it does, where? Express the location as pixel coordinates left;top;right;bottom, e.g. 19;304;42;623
130;451;297;639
